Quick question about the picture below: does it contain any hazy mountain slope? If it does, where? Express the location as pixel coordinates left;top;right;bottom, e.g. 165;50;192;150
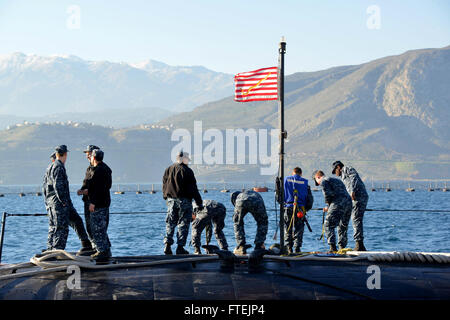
159;46;450;180
0;123;173;184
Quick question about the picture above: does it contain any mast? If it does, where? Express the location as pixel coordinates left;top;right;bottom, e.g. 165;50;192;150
278;36;286;252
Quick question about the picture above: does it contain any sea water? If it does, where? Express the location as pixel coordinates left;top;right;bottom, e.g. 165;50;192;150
0;184;449;264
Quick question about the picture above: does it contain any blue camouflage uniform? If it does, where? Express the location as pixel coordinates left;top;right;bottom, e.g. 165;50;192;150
232;190;268;249
340;166;369;242
320;176;352;248
43;159;88;250
162;161;203;249
283;174;308;251
164;198;193;247
191;200;228;250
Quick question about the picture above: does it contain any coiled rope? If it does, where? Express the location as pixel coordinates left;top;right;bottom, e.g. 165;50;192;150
1;249;449;282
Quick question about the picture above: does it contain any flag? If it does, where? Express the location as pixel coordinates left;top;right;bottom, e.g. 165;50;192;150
234;66;278;102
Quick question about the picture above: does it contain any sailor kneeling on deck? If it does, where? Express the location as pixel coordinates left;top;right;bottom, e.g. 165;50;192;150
230;190;268;255
312;170;352;252
191;200;229;254
162;151;203;255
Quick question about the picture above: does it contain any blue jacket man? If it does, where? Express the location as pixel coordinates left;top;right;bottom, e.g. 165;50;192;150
283;167;311;254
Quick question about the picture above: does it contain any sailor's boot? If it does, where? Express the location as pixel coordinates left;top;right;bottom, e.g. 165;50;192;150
254;243;265;250
233;244;252;255
294;246;301;254
77;240;95;256
329;244;337;252
193;246;202;255
164;243;172;255
176;245;189;255
354;240;367;251
91;250;111;264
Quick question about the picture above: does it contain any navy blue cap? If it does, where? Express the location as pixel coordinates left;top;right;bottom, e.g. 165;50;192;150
332;161;344;175
83;145;100;153
231;191;240;207
55;145;69;154
91;149;104;161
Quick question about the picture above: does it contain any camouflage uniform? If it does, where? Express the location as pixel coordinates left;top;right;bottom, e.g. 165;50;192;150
232;191;268;248
320;176;352;248
340;166;369;242
43;159;89;250
191;200;228;250
89;207;110;252
164;198;193;247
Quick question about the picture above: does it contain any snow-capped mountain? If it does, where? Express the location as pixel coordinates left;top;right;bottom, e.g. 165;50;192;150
0;52;234;119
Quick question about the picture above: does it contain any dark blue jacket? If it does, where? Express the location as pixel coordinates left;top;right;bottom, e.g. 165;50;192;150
284;174;308;208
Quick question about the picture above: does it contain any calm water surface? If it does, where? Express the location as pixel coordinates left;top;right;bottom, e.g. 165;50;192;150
0;184;449;263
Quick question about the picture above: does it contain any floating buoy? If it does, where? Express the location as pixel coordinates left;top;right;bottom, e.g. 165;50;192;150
220;186;230;193
253;186;268;192
114;186;124;195
19;193;26;197
35;192;42;196
0;194;4;197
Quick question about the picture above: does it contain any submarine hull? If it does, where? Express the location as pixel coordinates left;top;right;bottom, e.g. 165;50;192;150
0;255;449;300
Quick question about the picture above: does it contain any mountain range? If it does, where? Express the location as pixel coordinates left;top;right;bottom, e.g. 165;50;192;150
159;46;450;180
0;52;233;128
0;46;449;184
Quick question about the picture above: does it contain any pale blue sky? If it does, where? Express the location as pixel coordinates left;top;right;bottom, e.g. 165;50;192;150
0;0;449;74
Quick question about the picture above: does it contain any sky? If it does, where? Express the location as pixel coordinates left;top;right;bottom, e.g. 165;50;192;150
0;0;449;75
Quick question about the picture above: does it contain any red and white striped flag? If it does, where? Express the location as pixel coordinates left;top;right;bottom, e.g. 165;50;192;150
234;66;278;102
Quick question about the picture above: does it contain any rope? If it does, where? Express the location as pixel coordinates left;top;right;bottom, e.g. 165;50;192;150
266;251;450;264
0;250;219;281
4;208;450;217
2;249;449;282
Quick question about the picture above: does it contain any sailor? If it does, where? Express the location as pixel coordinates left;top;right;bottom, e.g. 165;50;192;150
332;161;369;251
191;200;229;254
162;151;203;255
312;170;352;252
283;167;313;254
230;190;268;255
83;149;113;262
76;145;102;255
43;145;91;253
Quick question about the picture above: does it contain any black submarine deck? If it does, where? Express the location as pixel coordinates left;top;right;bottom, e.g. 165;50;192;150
0;253;449;300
